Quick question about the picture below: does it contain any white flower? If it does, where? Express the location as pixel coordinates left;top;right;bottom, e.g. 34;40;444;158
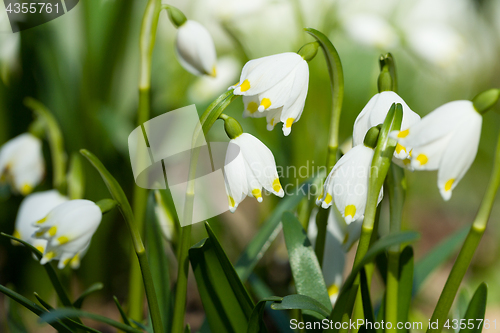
12;190;68;254
224;133;284;212
176;20;217;77
0;133;45;195
32;200;102;269
353;91;420;161
316;145;383;224
343;13;399;49
307;207;362;304
230;52;309;136
392;100;482;201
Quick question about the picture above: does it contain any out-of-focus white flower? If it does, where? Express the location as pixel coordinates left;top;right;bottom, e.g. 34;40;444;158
307;207;362;304
353;91;420;161
0;6;20;83
405;23;464;69
176;20;217;77
316;145;382;224
230;52;309;136
343;13;399;49
32;199;102;269
188;56;240;103
224;133;283;212
392;100;482;201
12;190;68;254
0;133;45;195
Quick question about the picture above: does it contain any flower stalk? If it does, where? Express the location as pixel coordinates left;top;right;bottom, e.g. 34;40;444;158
427;131;500;333
129;0;162;321
304;28;344;264
353;103;403;266
171;91;238;333
80;149;163;333
24;98;67;194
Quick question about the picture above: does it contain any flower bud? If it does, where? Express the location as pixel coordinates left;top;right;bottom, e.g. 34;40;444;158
363;126;381;149
220;114;243;139
165;5;187;28
472;89;500;115
298;42;319;62
175;20;217;77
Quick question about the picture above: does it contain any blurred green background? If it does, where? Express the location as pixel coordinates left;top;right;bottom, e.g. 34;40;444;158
0;0;499;331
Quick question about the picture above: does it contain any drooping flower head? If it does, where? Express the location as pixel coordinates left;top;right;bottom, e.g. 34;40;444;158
32;199;102;269
353;91;420;162
230;52;309;136
224;133;284;212
12;190;68;254
175;20;217;77
391;100;482;200
317;125;384;224
0;133;45;195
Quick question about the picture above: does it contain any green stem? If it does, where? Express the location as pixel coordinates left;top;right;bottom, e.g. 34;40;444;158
305;28;344;267
24;98;67;193
128;0;162;322
304;28;344;172
171;92;237;333
80;150;163;333
427;132;500;333
353;104;402;267
385;164;405;332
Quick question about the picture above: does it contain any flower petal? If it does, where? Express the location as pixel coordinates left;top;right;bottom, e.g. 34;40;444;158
437;112;482;200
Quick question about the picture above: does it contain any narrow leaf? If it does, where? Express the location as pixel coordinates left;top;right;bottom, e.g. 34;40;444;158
247;298;281;333
145;192;172;329
67;152;85;199
73;282;104;309
282;211;331;312
414;226;468;292
0;284;72;333
234;178;316;282
189;223;254;333
39;308;143;333
360;269;375;331
1;233;73;307
326;284;359;333
397;246;414;331
113;296;132;326
459;283;488;333
271;294;330;318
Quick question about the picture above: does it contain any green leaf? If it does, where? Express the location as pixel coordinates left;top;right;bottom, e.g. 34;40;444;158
185;324;191;333
113;296;132;326
234;178;316;282
328;231;419;332
459;283;488;333
326;284;359;333
414;226;468;292
145;192;172;331
397;246;414;331
39;308;143;333
282;211;331;312
73;282;104;309
0;284;73;333
67;152;85;199
189;222;254;333
271;295;330;318
360;269;375;331
343;232;419;293
248;274;294;333
6;289;28;333
34;293;54;311
1;233;73;308
24;97;67;192
247;298;281;333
